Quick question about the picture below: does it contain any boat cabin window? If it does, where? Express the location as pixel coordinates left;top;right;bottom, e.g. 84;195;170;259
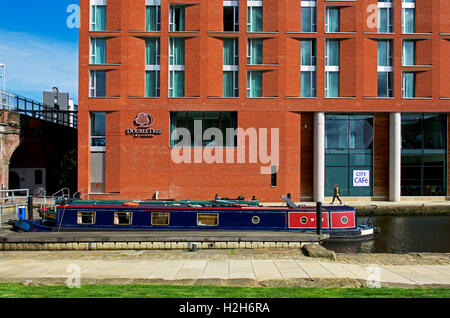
77;211;96;225
197;213;218;226
151;212;170;226
114;212;133;225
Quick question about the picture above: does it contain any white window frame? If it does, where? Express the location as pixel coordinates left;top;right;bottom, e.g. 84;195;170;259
247;38;262;65
146;4;161;31
402;2;415;34
325;6;340;33
224;2;239;32
247;2;262;32
300;4;317;33
402;39;416;66
223;70;239;97
90;37;106;65
377;40;393;70
224;38;239;68
90;0;107;32
402;71;416;98
247;70;262;98
169;5;184;32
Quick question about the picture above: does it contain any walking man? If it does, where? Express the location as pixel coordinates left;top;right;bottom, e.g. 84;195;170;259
331;184;343;205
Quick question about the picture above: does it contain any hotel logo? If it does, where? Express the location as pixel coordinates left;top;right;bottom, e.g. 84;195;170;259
126;113;162;138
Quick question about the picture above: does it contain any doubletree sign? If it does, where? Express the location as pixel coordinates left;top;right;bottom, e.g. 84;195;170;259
126;113;162;138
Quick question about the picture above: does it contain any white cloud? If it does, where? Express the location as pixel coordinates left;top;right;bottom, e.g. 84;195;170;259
0;29;78;103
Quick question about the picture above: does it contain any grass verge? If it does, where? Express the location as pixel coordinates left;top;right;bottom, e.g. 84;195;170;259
0;284;449;298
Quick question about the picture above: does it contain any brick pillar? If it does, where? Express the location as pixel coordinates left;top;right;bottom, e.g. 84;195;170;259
0;110;20;190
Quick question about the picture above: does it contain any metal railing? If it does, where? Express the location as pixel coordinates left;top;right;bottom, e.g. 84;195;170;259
0;189;29;228
1;91;78;129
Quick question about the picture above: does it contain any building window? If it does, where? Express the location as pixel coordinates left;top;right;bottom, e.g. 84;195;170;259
169;38;185;97
114;212;133;225
377;40;393;97
169;5;185;32
402;71;415;98
402;0;415;34
146;3;161;31
145;38;161;97
90;112;106;149
325;7;339;33
402;40;415;66
223;38;239;97
378;1;393;33
197;213;219;226
89;70;106;97
401;114;447;196
247;38;263;65
271;166;277;187
77;212;96;225
224;2;239;32
325;39;339;98
90;38;106;64
170;111;238;147
151;212;170;226
301;39;316;97
90;1;107;31
301;1;316;33
247;71;262;98
325;114;374;197
247;1;262;32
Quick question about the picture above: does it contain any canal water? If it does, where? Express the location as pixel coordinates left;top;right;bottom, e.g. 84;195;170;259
323;216;450;254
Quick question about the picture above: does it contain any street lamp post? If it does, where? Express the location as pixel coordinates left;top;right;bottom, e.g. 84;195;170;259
0;63;5;94
0;63;6;109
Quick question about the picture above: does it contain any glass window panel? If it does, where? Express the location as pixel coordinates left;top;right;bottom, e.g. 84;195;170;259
247;71;262;97
402;72;415;98
402;8;415;33
301;71;316;98
325;166;349;196
326;154;349;166
423;115;447;149
403;40;415;66
248;7;262;32
248;38;263;65
326;8;339;33
326;40;340;66
325;119;348;149
146;38;160;65
301;7;316;32
146;6;161;31
326;72;339;98
145;71;160;97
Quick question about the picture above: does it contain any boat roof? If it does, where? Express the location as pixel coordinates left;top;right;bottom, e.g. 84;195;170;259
59;199;261;208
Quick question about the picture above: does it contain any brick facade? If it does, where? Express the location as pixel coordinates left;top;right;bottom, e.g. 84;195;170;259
79;0;450;201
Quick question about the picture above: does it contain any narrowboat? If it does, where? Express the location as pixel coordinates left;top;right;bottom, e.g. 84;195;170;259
11;196;374;241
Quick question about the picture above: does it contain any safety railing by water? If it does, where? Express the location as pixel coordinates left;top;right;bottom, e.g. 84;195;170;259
0;189;30;228
1;91;78;129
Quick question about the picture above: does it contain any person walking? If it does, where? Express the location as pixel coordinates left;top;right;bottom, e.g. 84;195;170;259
331;184;343;205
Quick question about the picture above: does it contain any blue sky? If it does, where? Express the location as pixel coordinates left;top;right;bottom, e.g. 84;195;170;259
0;1;79;103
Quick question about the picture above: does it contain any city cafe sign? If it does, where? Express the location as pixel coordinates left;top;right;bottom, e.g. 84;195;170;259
125;113;162;138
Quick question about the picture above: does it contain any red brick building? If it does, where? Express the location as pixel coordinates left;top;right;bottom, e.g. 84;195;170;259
78;0;450;202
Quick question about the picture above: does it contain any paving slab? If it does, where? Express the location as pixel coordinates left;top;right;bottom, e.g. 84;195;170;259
252;260;283;281
412;265;450;285
175;260;207;280
273;260;309;279
229;260;255;280
202;260;229;279
149;260;185;280
295;261;335;279
383;265;440;285
318;262;359;279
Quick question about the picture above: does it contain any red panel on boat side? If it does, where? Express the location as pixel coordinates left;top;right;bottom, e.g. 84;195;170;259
288;212;330;229
330;211;356;229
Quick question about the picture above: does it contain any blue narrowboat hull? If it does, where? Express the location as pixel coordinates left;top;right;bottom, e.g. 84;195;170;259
12;202;374;240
